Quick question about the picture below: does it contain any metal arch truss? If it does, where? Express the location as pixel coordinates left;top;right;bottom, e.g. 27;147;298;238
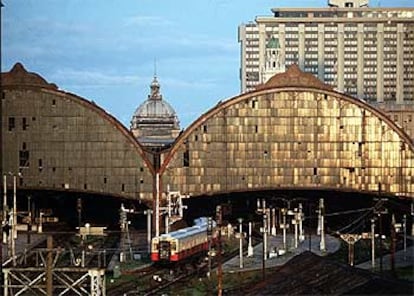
2;267;106;296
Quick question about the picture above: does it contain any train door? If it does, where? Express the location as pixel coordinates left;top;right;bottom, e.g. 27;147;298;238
159;240;171;260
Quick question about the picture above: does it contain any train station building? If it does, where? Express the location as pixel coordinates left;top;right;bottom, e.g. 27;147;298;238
1;62;413;209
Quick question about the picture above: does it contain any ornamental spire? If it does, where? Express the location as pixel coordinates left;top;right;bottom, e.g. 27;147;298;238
149;58;162;100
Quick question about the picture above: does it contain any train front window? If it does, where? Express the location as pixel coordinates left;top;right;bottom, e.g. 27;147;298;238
171;242;176;252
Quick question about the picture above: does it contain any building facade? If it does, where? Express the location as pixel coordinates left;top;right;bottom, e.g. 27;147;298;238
1;63;154;203
238;0;414;137
161;64;414;198
2;63;414;208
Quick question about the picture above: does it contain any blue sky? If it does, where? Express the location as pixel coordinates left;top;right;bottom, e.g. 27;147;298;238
2;0;413;129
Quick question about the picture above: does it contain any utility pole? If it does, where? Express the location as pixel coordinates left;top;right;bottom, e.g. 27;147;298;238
11;175;17;266
77;198;82;230
281;208;287;251
247;221;253;257
27;195;31;244
340;234;361;266
256;198;267;280
371;218;376;269
402;214;407;258
238;218;243;269
319;198;326;252
161;186;188;235
271;207;277;236
374;187;388;275
155;173;160;237
2;175;8;247
390;214;396;274
119;204;134;262
293;208;298;249
308;203;312;252
262;212;267;281
144;209;152;253
216;205;223;296
46;235;54;296
207;216;213;278
299;203;304;242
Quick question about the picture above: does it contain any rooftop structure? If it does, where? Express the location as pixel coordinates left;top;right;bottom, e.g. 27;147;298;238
130;76;180;148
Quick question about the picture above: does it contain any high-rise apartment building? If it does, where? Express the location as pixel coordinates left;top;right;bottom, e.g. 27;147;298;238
239;0;414;137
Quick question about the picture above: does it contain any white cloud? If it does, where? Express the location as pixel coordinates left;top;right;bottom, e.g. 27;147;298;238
50;68;144;87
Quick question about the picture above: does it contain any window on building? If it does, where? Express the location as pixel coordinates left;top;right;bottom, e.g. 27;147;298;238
22;117;28;130
183;150;190;167
8;117;15;131
19;150;29;167
252;100;257;109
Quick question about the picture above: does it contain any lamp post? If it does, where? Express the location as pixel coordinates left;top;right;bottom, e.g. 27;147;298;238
11;175;17;266
271;207;277;236
238;218;243;269
402;214;407;258
371;218;376;269
298;203;304;242
247;221;253;257
281;208;287;251
262;212;267;281
144;209;152;253
207;216;213;278
155;173;160;237
256;198;267;281
319;198;326;252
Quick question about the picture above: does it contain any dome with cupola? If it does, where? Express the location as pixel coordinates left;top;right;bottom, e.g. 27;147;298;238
130;76;180;147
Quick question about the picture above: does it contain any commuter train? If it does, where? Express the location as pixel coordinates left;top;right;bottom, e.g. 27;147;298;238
151;217;215;263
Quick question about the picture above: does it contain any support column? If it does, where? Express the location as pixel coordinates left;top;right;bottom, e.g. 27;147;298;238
145;209;152;253
371;218;376;269
155;173;160;237
258;23;266;84
279;24;286;67
89;269;106;296
376;23;384;103
396;23;404;104
298;24;305;71
3;269;9;296
271;208;277;236
12;176;17;266
319;198;326;252
317;24;325;81
248;221;253;257
238;24;247;93
337;24;345;92
357;23;364;99
46;236;53;296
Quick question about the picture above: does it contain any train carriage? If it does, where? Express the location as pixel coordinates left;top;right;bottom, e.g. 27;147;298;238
151;217;215;263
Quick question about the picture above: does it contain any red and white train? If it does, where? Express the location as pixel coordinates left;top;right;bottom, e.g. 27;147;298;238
151;217;215;263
